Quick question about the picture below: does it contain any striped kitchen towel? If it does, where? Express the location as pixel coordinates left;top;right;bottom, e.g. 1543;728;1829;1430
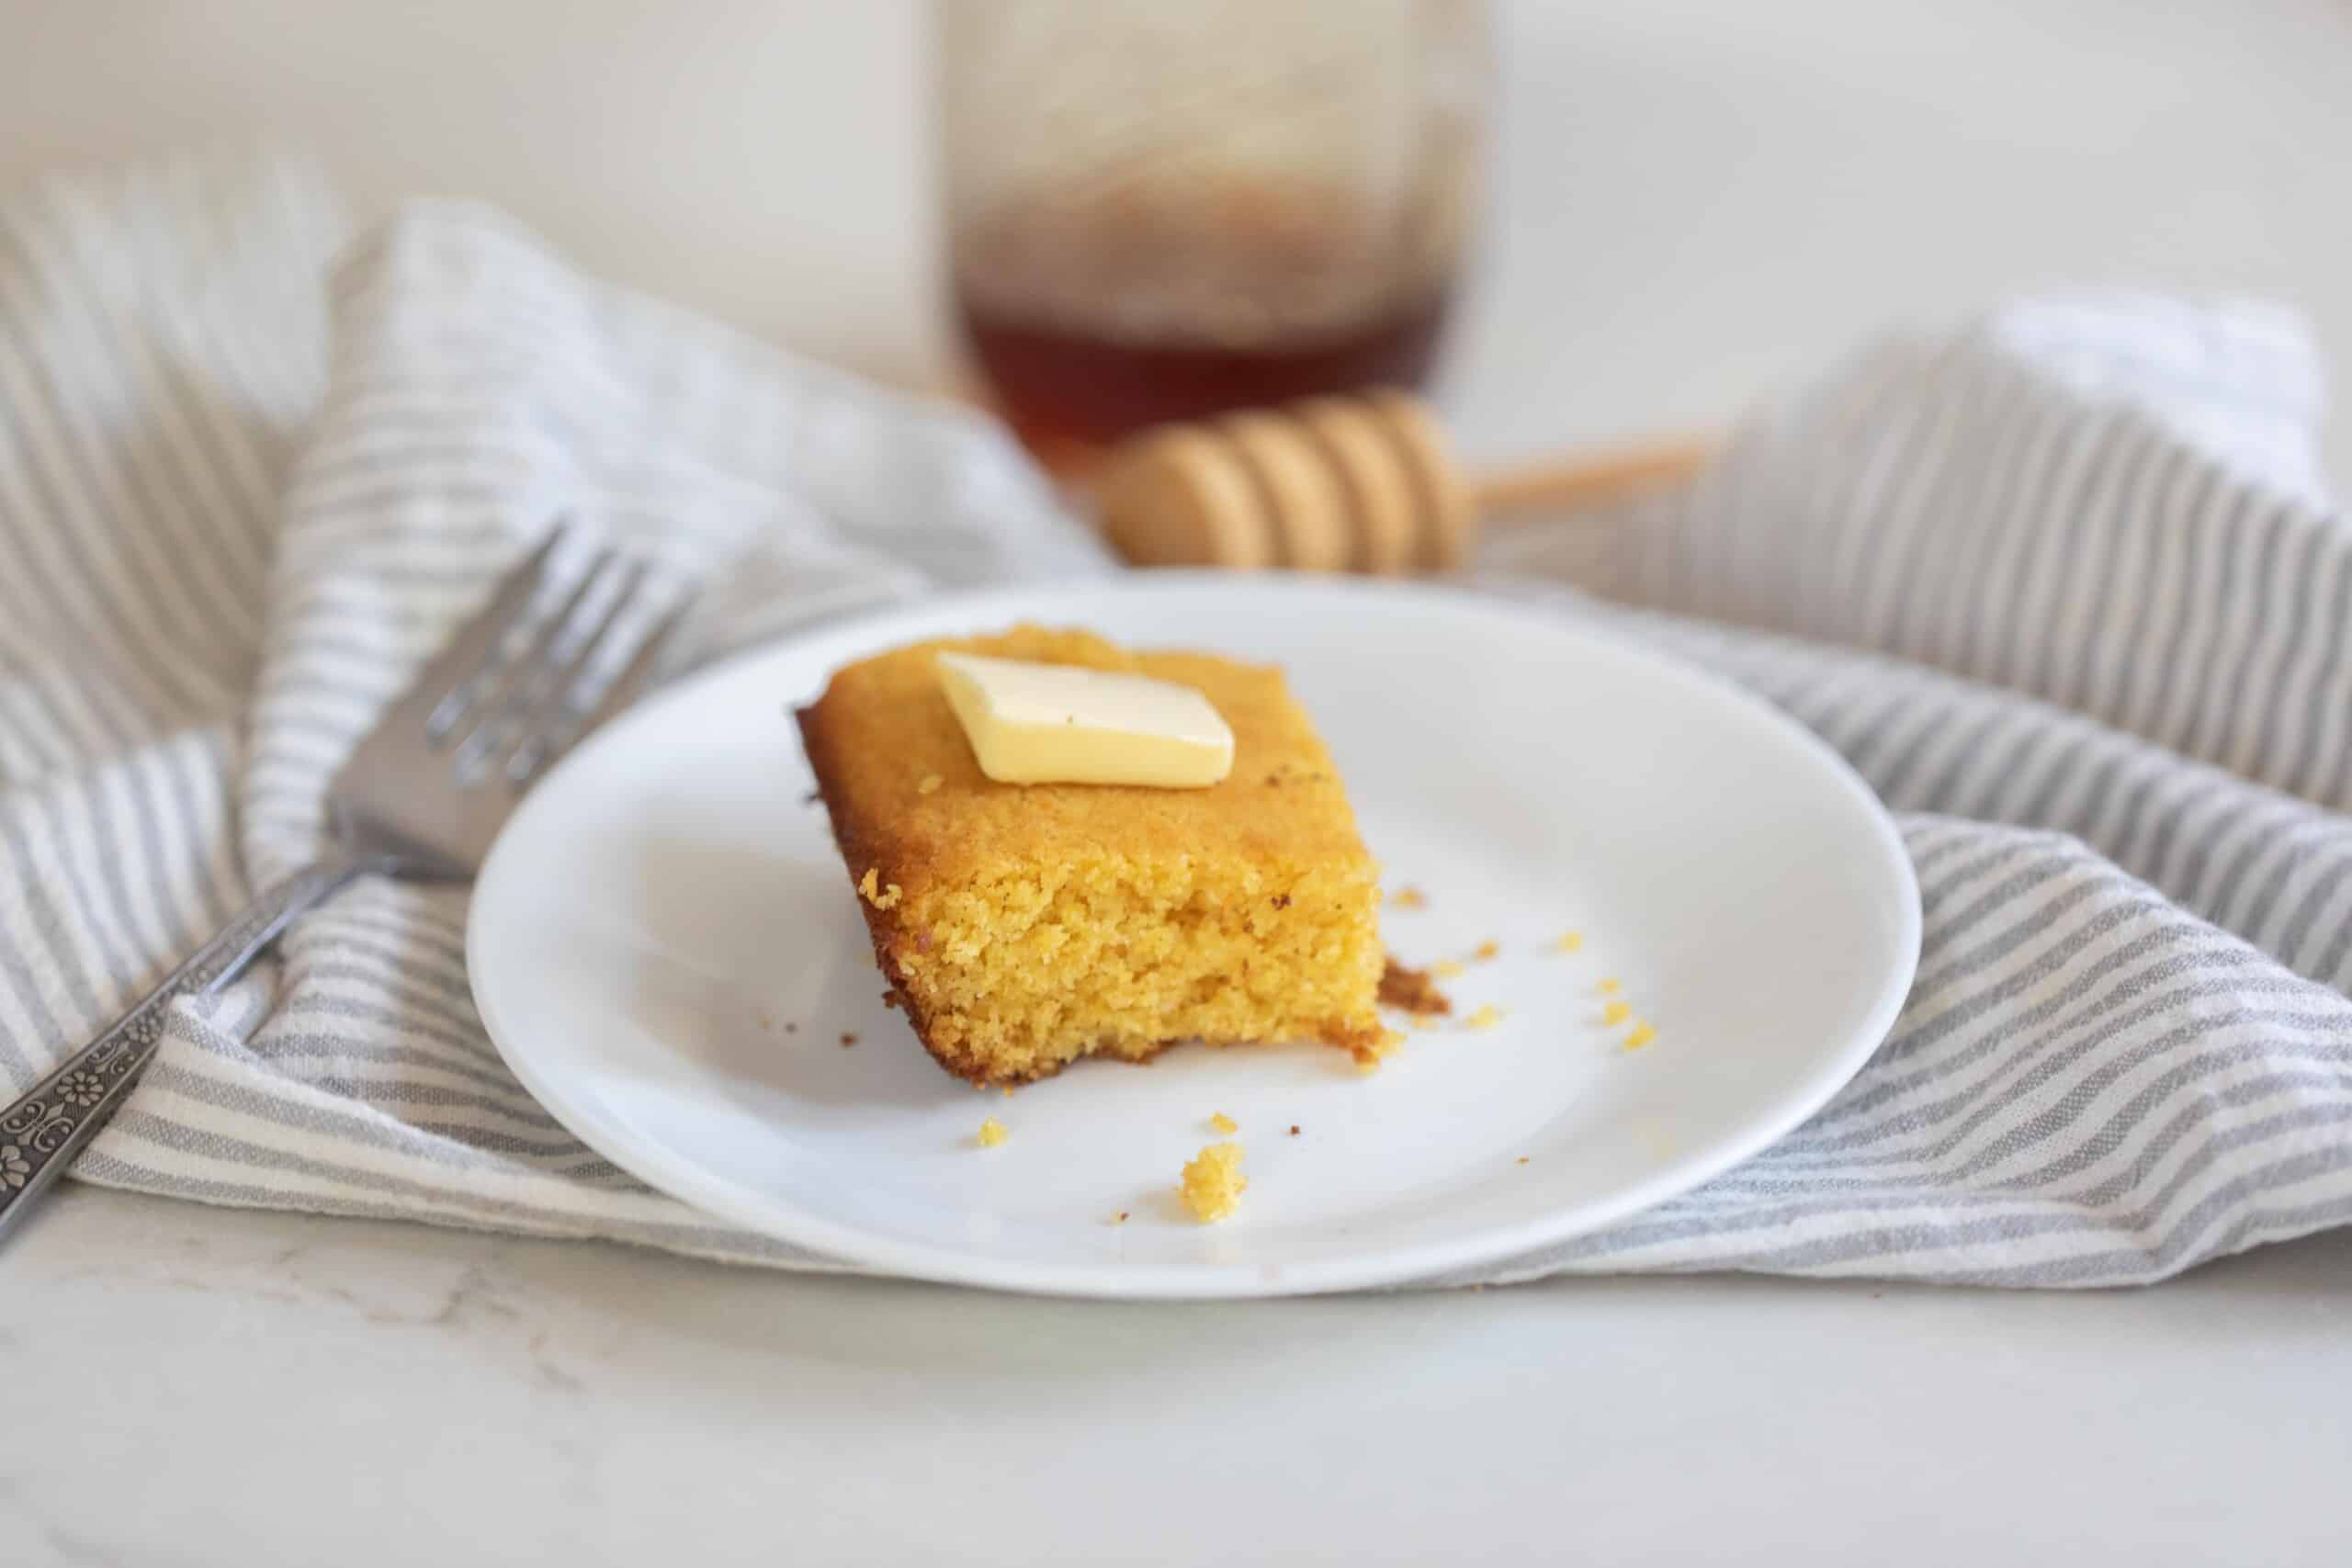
3;151;2348;1286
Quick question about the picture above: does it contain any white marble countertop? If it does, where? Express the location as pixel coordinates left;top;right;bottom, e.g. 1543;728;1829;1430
17;1187;2352;1565
6;3;2352;1562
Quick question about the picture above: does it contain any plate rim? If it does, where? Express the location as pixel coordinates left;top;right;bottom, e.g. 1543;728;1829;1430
469;572;1922;1298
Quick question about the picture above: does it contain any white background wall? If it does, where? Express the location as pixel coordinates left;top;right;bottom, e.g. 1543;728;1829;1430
4;0;2349;470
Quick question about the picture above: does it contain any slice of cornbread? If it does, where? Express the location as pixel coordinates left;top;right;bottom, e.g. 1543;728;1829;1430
796;625;1384;1085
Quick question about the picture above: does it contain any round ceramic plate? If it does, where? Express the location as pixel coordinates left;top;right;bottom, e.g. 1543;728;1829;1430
469;575;1919;1298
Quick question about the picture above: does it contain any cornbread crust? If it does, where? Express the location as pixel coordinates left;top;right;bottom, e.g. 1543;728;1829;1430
797;625;1385;1085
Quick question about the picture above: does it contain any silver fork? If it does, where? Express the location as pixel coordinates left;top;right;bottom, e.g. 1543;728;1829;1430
0;527;689;1241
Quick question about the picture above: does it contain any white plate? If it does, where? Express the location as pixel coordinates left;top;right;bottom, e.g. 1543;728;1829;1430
469;576;1919;1298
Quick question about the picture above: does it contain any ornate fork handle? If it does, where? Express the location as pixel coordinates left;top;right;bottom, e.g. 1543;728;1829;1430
0;853;368;1241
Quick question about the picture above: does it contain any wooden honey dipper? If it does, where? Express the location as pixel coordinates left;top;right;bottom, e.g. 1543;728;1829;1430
1091;389;1712;573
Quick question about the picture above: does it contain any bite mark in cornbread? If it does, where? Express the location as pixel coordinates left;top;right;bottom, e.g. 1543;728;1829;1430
796;626;1384;1085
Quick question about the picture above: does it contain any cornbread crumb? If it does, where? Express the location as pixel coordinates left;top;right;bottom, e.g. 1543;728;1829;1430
840;1032;858;1047
1288;1124;1300;1136
1516;1156;1530;1165
1473;940;1499;962
1351;1026;1408;1071
1376;958;1452;1017
1552;931;1584;953
1209;1111;1239;1134
1390;886;1429;909
857;868;903;910
1464;1003;1504;1031
1602;998;1632;1026
917;773;943;795
1111;1211;1129;1224
1432;959;1465;979
1598;977;1621;994
1181;1143;1247;1223
1624;1021;1657;1051
978;1117;1008;1146
1001;1086;1013;1097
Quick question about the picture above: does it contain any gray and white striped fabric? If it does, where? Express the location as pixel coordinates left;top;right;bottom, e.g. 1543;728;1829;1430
6;152;2349;1287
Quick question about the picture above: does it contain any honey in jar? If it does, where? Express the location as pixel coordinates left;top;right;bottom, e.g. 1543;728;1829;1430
939;1;1490;466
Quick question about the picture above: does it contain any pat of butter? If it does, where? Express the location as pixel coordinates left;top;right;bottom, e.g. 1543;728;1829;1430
936;651;1233;787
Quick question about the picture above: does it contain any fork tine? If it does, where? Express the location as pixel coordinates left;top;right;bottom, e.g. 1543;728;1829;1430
582;592;695;728
503;581;695;786
444;547;616;756
412;525;569;739
491;558;645;779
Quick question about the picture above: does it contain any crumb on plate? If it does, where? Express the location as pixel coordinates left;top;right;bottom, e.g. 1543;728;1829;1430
840;1032;858;1047
978;1117;1008;1147
1390;886;1429;909
1377;958;1453;1017
1552;931;1584;953
1351;1026;1408;1072
1516;1156;1530;1165
1181;1143;1247;1223
1472;940;1500;962
1598;977;1621;995
1209;1111;1239;1134
1464;1003;1504;1031
1288;1124;1301;1136
1602;998;1632;1026
1624;1021;1657;1051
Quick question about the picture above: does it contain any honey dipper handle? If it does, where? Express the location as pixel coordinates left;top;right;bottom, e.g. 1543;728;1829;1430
1468;434;1714;522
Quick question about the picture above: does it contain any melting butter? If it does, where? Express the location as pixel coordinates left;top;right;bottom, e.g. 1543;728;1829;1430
936;651;1233;787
